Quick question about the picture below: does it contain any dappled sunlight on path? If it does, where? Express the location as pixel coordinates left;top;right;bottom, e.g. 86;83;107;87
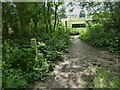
29;35;119;89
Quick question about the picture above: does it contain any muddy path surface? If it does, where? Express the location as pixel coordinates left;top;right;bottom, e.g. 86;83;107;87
29;35;119;89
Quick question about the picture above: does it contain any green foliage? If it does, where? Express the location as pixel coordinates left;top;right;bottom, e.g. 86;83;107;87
2;69;27;88
51;27;70;52
70;28;80;35
2;2;69;88
79;2;120;53
94;68;120;88
3;43;36;71
2;24;70;88
80;24;120;52
79;10;85;18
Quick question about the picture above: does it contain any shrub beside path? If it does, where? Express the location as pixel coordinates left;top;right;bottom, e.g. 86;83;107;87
29;35;119;89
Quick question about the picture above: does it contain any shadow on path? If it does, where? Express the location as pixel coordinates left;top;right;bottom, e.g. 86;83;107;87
29;35;119;89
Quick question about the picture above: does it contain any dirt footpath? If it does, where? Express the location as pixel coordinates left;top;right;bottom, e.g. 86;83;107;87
29;35;119;89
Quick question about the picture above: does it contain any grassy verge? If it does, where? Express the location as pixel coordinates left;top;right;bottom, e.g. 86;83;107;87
94;68;120;88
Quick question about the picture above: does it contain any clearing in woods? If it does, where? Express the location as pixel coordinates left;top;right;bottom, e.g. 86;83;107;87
29;35;119;89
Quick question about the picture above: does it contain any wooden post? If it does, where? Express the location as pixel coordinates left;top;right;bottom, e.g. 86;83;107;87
31;38;38;56
65;21;67;31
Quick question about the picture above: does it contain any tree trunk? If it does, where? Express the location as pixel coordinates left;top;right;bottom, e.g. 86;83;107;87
54;5;58;30
33;18;37;34
47;2;52;33
2;22;9;41
65;21;67;31
43;2;48;33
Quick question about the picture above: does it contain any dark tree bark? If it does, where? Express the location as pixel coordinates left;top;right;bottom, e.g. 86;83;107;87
65;21;67;31
33;18;37;34
43;2;49;33
54;4;58;30
47;3;52;33
2;22;9;41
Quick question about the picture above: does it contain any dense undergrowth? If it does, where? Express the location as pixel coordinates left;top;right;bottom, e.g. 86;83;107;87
79;23;120;88
2;2;120;89
2;26;70;88
2;2;71;88
79;2;120;88
80;24;120;53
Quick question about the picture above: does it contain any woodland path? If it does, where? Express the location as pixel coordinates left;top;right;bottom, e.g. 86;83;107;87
29;35;119;89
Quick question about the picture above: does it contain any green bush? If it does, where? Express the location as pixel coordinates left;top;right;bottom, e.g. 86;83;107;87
80;24;120;52
2;68;27;88
2;24;70;88
2;43;51;87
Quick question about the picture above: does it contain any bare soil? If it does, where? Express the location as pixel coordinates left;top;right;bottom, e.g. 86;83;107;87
28;35;119;89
